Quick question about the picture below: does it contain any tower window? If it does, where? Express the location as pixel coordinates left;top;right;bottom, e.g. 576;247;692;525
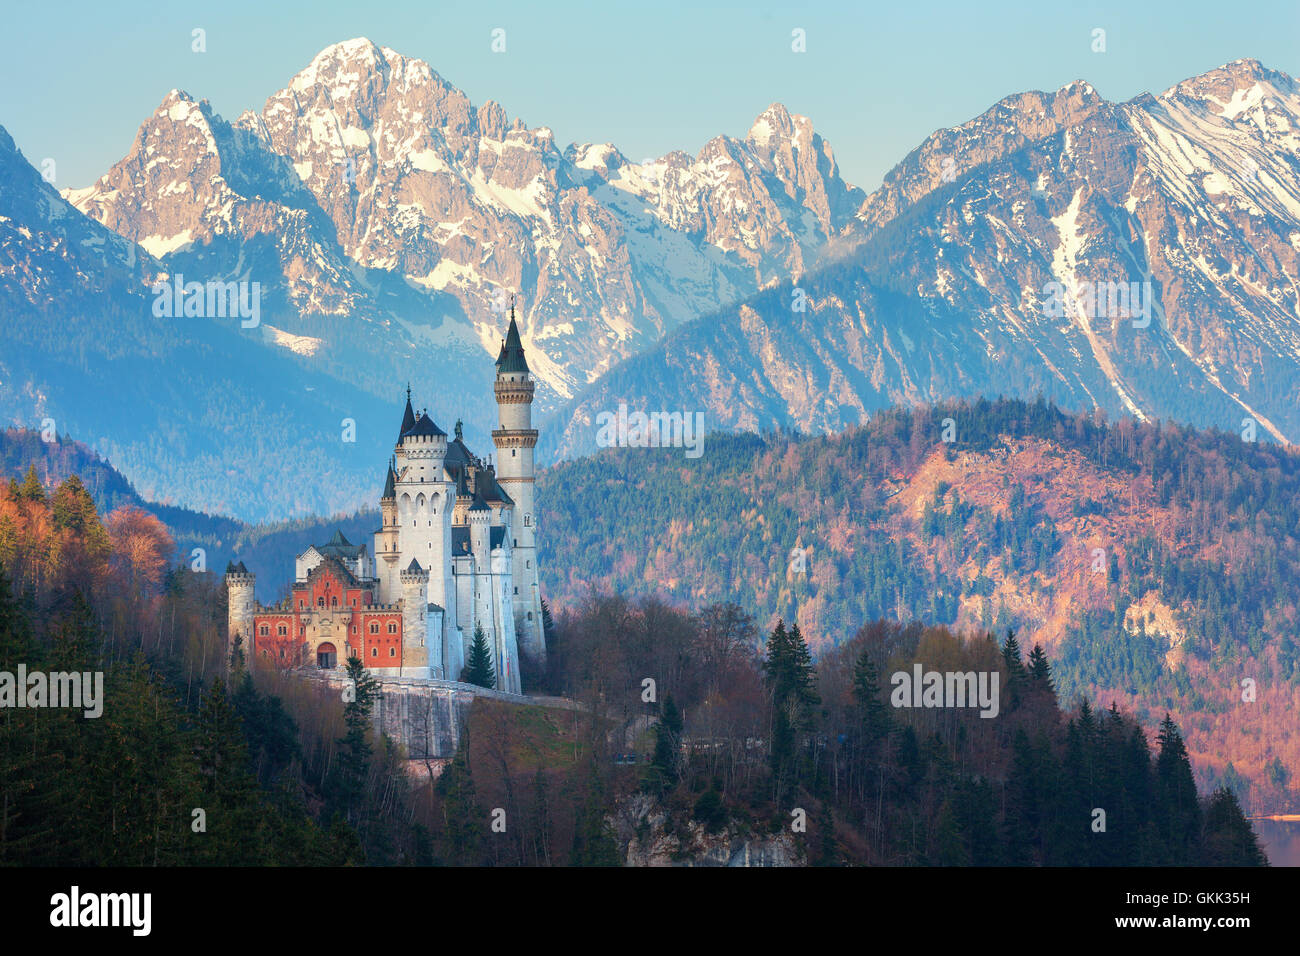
524;514;531;527
389;647;396;657
512;449;516;457
371;648;378;658
370;623;380;634
388;622;398;634
514;586;518;595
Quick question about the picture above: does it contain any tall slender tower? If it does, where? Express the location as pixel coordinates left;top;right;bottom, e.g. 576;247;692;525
224;561;256;668
492;300;546;663
377;457;400;598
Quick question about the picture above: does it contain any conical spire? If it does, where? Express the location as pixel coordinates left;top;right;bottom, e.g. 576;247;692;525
382;457;396;499
495;297;530;374
399;384;416;438
468;483;491;513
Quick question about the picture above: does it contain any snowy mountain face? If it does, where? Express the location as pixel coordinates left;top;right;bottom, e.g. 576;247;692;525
4;47;1298;516
0;124;395;522
547;59;1300;459
64;38;867;412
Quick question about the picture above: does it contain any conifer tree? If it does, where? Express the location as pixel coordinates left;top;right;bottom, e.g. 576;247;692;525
648;693;682;793
330;656;380;830
1026;642;1056;703
851;649;892;746
1155;713;1201;864
465;622;495;689
1200;787;1267;866
763;620;819;795
1001;629;1027;710
193;679;264;864
17;466;44;503
436;740;484;865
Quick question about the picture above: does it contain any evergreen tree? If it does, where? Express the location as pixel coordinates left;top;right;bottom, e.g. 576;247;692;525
17;466;44;503
763;620;820;795
1155;713;1201;864
648;694;682;793
329;656;380;831
851;649;893;746
465;622;495;689
1001;629;1027;710
1200;787;1268;866
435;740;484;865
193;679;264;864
1026;643;1056;704
571;759;621;866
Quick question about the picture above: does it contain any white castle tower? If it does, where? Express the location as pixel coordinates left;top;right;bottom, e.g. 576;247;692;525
224;561;256;663
492;300;546;663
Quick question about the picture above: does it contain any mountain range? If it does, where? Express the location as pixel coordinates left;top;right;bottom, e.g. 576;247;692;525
1;41;1298;519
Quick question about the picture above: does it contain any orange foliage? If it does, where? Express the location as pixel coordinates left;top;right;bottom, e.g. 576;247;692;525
105;505;175;594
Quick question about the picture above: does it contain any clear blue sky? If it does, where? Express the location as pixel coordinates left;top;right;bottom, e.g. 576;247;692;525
3;0;1297;191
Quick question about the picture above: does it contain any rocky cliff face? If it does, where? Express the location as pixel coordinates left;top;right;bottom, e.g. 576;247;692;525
64;38;866;410
611;793;802;867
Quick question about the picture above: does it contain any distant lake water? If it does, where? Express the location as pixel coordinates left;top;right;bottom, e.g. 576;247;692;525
1255;819;1300;866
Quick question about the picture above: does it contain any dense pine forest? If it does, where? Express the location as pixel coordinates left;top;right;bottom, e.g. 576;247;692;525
0;465;1269;865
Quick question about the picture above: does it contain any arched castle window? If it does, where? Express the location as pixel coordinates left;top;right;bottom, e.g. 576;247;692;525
331;596;338;607
389;647;396;658
371;647;378;658
388;622;398;634
524;514;531;527
278;624;287;636
317;597;325;607
370;623;380;634
259;625;269;636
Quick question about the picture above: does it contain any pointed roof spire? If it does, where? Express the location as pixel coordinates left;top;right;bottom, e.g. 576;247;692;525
468;483;491;513
399;385;416;438
382;457;396;499
495;296;530;374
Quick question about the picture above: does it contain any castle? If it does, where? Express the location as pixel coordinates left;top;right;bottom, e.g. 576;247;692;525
225;309;544;694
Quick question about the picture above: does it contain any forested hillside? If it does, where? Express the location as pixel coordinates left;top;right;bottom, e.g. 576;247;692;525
0;467;1267;865
4;398;1297;823
537;398;1300;807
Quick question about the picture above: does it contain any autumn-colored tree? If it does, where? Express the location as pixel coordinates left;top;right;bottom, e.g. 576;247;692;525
105;505;175;594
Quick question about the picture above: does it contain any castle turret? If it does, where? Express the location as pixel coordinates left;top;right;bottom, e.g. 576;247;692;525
468;487;491;565
224;561;256;668
400;558;432;678
377;457;400;597
492;300;546;664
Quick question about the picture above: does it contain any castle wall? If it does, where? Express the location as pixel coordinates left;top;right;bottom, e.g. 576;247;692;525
302;671;580;762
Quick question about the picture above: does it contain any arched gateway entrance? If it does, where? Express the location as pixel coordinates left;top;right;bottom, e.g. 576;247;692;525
317;642;337;669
